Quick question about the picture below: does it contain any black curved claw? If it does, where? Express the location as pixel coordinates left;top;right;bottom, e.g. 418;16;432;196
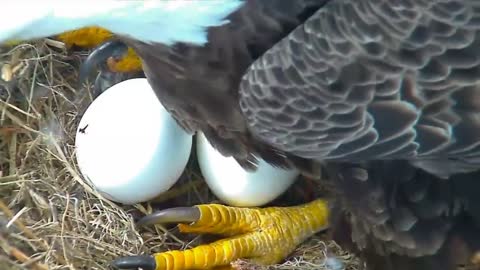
136;207;200;227
78;39;128;88
111;255;156;270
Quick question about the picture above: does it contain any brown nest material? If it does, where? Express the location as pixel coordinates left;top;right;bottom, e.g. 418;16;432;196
0;39;363;270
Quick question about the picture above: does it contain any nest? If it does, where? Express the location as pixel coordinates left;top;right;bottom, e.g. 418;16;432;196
0;40;363;270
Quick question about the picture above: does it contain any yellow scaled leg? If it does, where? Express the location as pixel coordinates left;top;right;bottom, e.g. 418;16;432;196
55;27;142;73
112;199;330;270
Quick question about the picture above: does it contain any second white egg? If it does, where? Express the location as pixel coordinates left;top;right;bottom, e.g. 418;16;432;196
196;132;299;207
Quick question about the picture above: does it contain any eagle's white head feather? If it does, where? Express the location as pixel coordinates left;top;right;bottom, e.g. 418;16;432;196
0;0;243;45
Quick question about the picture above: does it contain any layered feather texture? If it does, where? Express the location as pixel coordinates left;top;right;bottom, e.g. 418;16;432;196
327;161;480;270
239;0;480;178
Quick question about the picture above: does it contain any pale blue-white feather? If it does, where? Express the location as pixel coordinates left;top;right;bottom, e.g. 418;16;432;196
0;0;244;45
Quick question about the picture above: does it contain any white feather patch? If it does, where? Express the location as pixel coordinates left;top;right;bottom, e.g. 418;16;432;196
0;0;244;45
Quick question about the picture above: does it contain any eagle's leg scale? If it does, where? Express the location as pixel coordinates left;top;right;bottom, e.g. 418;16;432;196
112;199;330;270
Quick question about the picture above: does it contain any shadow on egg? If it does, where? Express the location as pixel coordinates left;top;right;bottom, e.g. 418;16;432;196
75;78;193;205
196;132;299;207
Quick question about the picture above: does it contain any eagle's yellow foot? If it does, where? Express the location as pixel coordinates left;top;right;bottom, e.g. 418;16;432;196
112;199;330;270
56;27;142;73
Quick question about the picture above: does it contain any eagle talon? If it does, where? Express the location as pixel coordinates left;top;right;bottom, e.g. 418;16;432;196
111;255;156;270
113;200;330;270
137;207;201;226
78;39;129;87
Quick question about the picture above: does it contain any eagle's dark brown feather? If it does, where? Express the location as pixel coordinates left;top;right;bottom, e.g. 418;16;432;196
123;0;328;175
239;0;480;179
327;160;480;270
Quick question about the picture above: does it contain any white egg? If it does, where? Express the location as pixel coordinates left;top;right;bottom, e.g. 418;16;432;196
196;132;299;207
75;78;192;205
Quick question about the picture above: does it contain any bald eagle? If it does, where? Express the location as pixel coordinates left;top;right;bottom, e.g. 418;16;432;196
2;1;480;270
